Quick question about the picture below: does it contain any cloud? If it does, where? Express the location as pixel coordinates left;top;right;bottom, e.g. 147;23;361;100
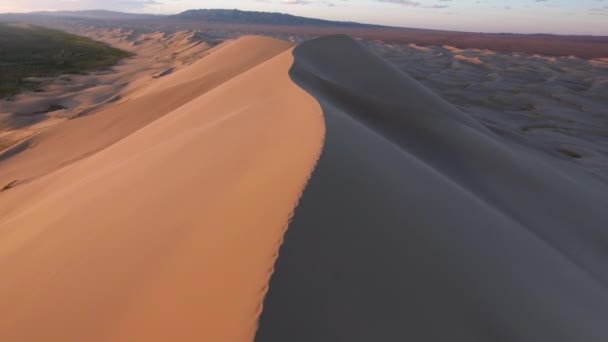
6;0;163;12
375;0;451;9
376;0;421;6
280;0;337;5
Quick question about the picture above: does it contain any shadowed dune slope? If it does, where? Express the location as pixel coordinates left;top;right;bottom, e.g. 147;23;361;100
0;37;324;341
256;36;608;341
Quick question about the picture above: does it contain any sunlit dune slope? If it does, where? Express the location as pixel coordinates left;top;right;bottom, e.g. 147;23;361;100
0;36;324;341
0;36;293;186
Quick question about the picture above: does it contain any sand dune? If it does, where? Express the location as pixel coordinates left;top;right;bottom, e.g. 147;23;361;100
1;32;607;342
370;41;608;182
0;36;323;341
256;36;608;341
0;36;291;186
0;28;218;156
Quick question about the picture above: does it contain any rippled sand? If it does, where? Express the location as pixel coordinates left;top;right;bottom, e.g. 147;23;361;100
370;41;608;182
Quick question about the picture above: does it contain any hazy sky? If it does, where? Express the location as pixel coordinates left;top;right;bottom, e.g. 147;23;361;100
0;0;607;35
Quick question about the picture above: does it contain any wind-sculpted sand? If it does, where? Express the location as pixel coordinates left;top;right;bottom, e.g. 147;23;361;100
0;36;325;341
369;41;608;181
257;35;608;342
0;28;222;154
0;32;607;342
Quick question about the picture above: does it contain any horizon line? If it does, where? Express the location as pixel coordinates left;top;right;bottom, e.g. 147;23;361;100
1;8;607;37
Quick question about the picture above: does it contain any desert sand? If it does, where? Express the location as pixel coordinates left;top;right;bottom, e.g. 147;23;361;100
257;36;608;342
370;41;608;182
0;28;219;155
0;36;324;341
1;30;608;342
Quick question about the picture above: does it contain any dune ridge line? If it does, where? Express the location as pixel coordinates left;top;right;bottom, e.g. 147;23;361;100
255;35;608;342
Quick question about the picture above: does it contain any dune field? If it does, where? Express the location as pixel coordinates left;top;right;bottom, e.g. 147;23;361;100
0;28;219;154
370;41;608;182
1;29;608;342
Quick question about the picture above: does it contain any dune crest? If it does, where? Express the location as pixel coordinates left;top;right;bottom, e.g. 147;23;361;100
0;36;324;341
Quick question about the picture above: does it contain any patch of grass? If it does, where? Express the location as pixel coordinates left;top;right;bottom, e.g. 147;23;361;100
0;23;132;98
1;180;18;192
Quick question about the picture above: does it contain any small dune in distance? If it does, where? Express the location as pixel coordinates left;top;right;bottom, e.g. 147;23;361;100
0;8;608;342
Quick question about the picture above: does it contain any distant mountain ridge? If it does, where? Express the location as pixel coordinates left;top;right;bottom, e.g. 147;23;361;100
170;9;380;27
14;9;381;27
1;8;606;58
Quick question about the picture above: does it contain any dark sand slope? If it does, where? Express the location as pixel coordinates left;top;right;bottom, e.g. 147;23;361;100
256;36;608;341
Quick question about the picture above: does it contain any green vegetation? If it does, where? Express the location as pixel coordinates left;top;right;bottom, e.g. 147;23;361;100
0;24;131;98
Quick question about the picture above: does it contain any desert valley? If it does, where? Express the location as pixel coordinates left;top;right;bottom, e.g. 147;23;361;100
0;7;607;342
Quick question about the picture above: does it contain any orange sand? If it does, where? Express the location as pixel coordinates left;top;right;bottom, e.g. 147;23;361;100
0;36;324;341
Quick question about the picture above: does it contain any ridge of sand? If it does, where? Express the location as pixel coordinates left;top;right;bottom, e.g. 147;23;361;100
0;29;218;160
0;36;292;187
132;36;293;99
368;40;608;183
0;36;325;341
256;35;608;342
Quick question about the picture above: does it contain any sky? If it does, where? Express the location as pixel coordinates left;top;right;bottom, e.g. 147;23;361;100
0;0;607;35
